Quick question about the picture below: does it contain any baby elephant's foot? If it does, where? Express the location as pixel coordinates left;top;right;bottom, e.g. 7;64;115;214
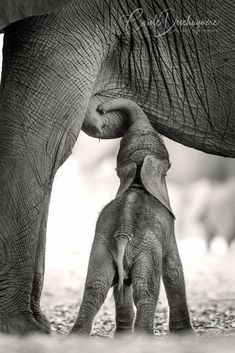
169;319;194;335
115;326;133;337
0;312;51;335
70;322;91;336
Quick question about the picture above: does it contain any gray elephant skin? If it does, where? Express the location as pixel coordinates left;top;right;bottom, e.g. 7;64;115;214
0;0;234;334
71;99;192;335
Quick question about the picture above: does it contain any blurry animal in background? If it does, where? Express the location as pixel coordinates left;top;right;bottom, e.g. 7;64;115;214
197;179;235;249
71;99;192;336
174;180;212;242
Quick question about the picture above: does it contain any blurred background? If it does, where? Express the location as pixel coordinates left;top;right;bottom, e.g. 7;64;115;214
1;34;235;335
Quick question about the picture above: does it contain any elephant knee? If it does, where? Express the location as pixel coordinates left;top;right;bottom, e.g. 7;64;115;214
133;283;156;309
163;267;181;289
84;279;109;305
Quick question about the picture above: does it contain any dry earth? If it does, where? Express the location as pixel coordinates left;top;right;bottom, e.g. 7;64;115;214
42;252;235;338
2;252;234;353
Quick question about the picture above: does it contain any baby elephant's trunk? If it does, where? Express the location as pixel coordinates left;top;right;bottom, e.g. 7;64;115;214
114;190;138;307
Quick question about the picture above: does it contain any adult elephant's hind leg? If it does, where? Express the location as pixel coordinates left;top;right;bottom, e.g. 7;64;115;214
162;244;193;334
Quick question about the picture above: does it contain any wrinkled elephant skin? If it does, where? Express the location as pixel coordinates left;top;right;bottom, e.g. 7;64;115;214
71;100;192;335
0;0;234;334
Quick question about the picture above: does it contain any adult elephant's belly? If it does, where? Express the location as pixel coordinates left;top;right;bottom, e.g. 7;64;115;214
84;71;234;157
85;1;234;158
91;54;234;157
0;0;73;32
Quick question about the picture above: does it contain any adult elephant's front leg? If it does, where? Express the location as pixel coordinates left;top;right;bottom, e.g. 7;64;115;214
0;110;80;335
30;197;51;333
0;19;97;333
0;141;52;333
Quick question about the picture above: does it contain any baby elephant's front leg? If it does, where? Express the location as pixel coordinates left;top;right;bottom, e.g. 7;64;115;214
162;243;193;334
71;240;115;335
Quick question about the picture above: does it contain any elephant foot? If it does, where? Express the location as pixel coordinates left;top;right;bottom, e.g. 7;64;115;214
169;321;194;335
32;307;51;334
70;321;91;336
70;327;89;336
0;312;51;335
115;326;133;336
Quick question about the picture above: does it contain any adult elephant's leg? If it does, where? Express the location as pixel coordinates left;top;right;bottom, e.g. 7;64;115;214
0;143;54;334
30;197;51;332
0;104;81;334
0;18;96;333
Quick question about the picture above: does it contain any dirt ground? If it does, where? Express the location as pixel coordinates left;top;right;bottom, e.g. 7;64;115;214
0;251;235;352
41;252;235;338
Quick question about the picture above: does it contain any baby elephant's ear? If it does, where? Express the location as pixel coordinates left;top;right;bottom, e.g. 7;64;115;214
116;162;137;197
141;155;175;218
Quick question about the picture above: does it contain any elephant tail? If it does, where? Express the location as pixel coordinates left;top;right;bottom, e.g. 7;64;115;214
115;236;128;308
114;189;139;307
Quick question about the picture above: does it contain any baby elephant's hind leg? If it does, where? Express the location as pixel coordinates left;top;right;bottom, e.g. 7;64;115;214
132;246;162;334
71;240;115;335
162;245;193;334
114;284;135;335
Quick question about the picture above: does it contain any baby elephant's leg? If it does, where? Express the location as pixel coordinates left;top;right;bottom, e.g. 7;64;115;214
114;284;135;335
132;245;162;334
71;239;115;335
162;244;193;333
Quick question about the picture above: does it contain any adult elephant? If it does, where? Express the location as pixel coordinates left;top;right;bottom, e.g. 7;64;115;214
0;0;234;334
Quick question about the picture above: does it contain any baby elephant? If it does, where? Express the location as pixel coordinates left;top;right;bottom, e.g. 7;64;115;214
71;99;192;335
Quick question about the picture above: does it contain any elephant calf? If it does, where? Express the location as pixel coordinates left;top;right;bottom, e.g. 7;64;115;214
71;99;192;336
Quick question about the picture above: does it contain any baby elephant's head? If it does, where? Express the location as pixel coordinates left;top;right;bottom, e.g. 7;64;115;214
98;98;174;218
